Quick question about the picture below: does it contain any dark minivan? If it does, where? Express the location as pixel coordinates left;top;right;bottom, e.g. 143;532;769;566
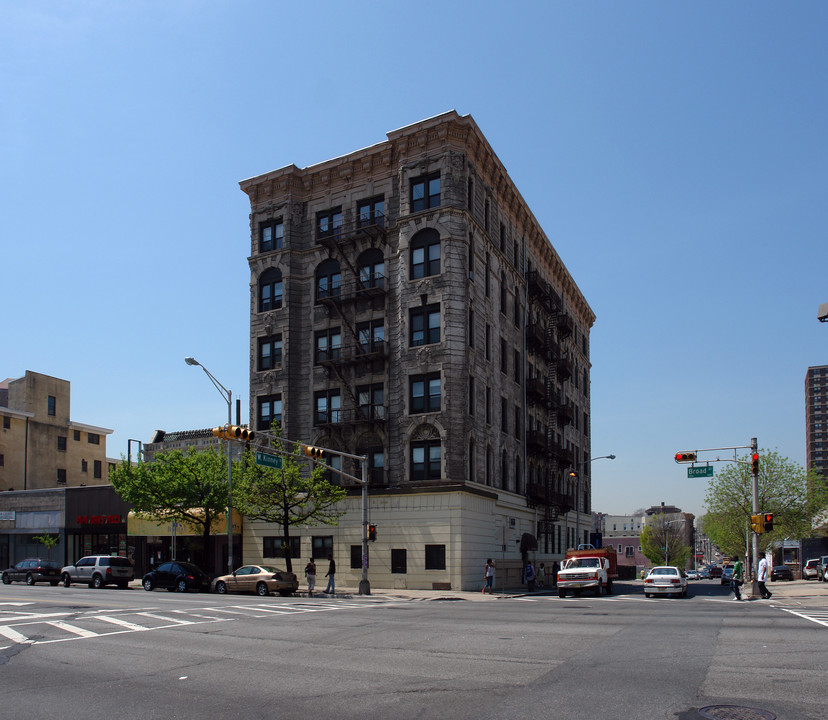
2;558;61;586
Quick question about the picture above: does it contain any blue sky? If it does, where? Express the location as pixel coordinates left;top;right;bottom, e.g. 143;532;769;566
2;2;826;518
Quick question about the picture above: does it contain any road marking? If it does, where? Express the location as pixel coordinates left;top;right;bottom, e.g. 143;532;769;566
780;608;828;628
95;615;151;632
46;620;98;638
0;626;32;644
136;612;194;625
0;602;32;607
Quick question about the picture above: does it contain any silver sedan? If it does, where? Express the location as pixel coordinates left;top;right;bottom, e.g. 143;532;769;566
644;566;688;598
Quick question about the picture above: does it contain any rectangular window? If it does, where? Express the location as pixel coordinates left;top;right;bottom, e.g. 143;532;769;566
57;436;67;452
514;349;521;384
468;376;475;416
48;396;56;416
500;338;508;374
317;207;342;240
56;468;66;483
315;328;342;363
314;390;341;425
358;196;385;227
411;439;441;481
409;304;440;346
94;460;102;479
0;454;4;467
351;544;366;569
468;309;475;348
88;433;100;445
260;219;283;252
391;549;408;574
357;383;385;420
312;536;333;561
73;429;80;441
258;334;283;371
514;405;521;439
485;324;491;360
357;320;384;352
425;544;446;570
410;234;440;279
411;173;440;212
409;373;441;414
81;459;87;473
486;386;491;424
2;416;9;429
263;536;301;559
501;397;508;434
257;394;282;430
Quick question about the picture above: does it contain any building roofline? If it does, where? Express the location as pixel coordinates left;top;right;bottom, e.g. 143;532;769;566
0;406;35;419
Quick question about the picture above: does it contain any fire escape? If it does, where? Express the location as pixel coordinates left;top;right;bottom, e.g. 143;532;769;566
315;212;390;484
525;270;576;543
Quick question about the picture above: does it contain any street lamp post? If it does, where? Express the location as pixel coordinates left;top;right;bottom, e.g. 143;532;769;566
185;357;235;574
571;454;616;547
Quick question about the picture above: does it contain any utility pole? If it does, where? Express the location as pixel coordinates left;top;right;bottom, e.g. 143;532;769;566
750;437;760;596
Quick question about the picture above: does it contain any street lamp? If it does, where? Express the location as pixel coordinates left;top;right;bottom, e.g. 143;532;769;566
571;454;616;548
184;356;235;574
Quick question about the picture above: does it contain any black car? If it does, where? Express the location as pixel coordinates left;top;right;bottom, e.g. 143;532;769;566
142;561;212;593
770;565;794;581
2;558;61;586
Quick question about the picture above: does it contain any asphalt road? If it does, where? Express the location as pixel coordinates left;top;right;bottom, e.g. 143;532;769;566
1;580;826;720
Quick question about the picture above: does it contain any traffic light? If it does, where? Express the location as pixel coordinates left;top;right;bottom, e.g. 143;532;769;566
675;451;697;463
751;453;759;475
750;514;765;534
212;425;255;442
763;513;774;532
303;445;324;459
368;523;377;541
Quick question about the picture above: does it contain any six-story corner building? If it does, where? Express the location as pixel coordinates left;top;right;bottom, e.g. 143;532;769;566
239;112;595;590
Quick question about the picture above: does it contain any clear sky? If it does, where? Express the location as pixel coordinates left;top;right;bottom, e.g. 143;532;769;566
2;2;826;518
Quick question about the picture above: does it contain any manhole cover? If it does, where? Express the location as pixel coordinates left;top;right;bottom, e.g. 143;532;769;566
698;706;776;720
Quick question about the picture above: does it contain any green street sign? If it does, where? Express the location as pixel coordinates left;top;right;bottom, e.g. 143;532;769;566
688;466;713;478
256;451;282;469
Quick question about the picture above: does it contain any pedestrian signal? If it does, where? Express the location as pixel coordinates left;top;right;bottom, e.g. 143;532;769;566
763;513;773;532
368;523;377;541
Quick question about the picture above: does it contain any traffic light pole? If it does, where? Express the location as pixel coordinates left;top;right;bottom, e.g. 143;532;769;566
750;437;760;597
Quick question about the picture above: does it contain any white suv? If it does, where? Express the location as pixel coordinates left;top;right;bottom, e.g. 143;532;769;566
802;558;821;581
61;555;134;589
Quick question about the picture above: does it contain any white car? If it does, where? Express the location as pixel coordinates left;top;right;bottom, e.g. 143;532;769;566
803;558;821;580
685;570;700;581
644;566;688;598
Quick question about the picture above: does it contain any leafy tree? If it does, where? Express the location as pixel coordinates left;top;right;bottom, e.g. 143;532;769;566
34;532;59;560
110;446;229;573
703;449;828;558
233;429;346;574
640;523;691;567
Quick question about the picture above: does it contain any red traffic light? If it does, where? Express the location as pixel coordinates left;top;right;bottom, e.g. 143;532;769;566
675;451;697;463
751;453;760;474
763;512;773;531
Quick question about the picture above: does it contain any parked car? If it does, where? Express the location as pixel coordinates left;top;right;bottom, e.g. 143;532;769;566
720;563;735;585
644;566;688;598
212;564;299;597
770;565;793;581
2;558;61;586
820;556;828;581
142;561;212;593
61;555;134;589
803;558;822;580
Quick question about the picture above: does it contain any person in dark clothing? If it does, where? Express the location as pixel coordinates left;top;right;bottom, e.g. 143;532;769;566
324;554;336;595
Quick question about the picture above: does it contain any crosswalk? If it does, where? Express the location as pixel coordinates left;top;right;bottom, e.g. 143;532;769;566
780;608;828;628
0;598;397;648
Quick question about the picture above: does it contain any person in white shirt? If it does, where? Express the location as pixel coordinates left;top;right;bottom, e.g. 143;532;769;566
757;555;772;599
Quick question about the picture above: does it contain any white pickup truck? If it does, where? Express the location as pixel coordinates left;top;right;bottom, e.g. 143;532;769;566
557;555;612;597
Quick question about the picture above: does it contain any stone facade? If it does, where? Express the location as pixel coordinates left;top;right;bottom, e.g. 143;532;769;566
239;112;595;590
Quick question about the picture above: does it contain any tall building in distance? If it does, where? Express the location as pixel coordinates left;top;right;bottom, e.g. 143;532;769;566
805;365;828;485
239;112;595;590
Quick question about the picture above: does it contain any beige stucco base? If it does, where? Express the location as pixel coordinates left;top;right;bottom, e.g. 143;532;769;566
241;484;575;591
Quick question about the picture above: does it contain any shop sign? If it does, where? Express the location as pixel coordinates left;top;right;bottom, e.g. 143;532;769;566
76;514;123;526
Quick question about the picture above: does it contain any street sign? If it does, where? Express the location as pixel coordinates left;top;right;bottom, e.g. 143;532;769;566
688;466;713;478
255;451;282;469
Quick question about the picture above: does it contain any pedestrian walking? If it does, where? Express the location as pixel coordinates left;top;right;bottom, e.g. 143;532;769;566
305;558;316;596
537;563;546;589
483;558;495;594
525;560;536;592
757;555;772;599
324;553;336;595
731;555;743;601
552;561;560;586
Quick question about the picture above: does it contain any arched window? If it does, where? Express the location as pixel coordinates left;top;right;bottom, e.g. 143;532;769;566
316;259;341;302
358;248;385;289
258;268;283;312
410;229;440;279
411;432;441;481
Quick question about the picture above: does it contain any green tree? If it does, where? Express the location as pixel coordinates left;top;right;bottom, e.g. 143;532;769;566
233;430;346;574
110;446;229;573
34;532;59;560
640;523;691;567
703;449;828;558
